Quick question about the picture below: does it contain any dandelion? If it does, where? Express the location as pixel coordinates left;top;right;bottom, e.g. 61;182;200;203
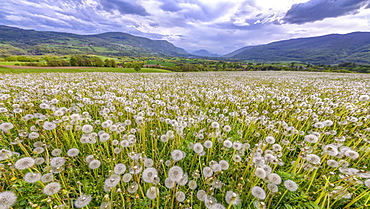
142;167;158;183
67;148;79;157
267;173;282;185
265;136;275;144
0;122;14;131
323;144;339;156
114;163;126;175
176;191;186;202
212;179;223;189
211;121;220;129
144;158;154;167
359;95;369;101
0;191;17;208
104;174;121;188
364;179;370;188
43;121;57;130
85;155;95;163
28;132;40;139
41;173;54;183
223;125;232;132
255;168;266;179
33;147;45;154
197;190;207;201
99;132;110;142
211;163;222;173
223;139;233;148
24;172;41;183
284;180;298;191
43;182;61;195
304;134;319;143
219;160;229;170
251;186;266;200
51;149;62;156
165;177;175;188
50;157;66;167
82;124;94;133
35;157;45;165
203;166;213;178
232;155;242;162
344;150;359;160
89;159;101;169
15;157;35;170
267;183;279;193
74;194;92;208
204;140;213;148
171;149;184;161
272;144;282;152
146;187;158;199
193;143;204;154
306;154;321;164
0;149;13;161
122;173;132;183
225;191;240;205
168;166;184;182
209;203;226;209
232;141;243;150
188;180;197;190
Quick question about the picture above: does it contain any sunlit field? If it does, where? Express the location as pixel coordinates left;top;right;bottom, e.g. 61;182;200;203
1;71;370;209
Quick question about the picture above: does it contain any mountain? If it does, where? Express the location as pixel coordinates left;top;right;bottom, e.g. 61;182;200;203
0;25;189;57
192;49;220;57
224;32;370;65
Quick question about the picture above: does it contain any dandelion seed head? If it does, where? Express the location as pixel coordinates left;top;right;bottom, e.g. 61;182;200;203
284;180;298;191
24;172;41;183
43;182;61;195
0;191;17;208
15;157;35;170
74;194;92;208
251;186;266;200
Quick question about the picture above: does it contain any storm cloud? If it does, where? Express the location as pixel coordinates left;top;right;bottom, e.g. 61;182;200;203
283;0;370;24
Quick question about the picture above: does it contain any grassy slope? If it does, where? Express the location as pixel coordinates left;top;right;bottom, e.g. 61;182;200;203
0;66;172;73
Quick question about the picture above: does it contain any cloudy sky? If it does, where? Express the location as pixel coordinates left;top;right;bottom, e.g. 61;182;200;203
1;0;370;55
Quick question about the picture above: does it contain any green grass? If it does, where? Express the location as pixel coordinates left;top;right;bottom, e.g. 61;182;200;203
0;61;21;65
146;60;177;67
0;66;172;73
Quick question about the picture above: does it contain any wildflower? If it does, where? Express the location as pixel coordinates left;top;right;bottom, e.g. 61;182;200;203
15;157;35;170
0;149;13;161
171;149;184;161
168;166;184;182
85;155;94;163
196;190;206;201
144;158;154;167
232;155;242;162
203;167;213;178
104;174;121;188
0;122;14;131
323;144;339;156
51;149;62;156
178;174;188;186
251;186;266;200
114;164;126;175
165;177;175;188
212;179;223;189
204;140;213;148
74;194;92;208
43;121;57;130
210;203;226;209
176;191;186;202
82;124;94;133
89;159;101;169
284;180;298;191
67;148;79;157
211;121;220;129
35;157;45;165
359;95;369;101
327;159;339;168
219;160;229;170
50;157;66;167
120;140;130;147
211;163;222;173
24;172;41;183
205;195;218;208
223;125;232;132
267;173;282;185
225;191;240;205
223;139;233;148
188;180;197;190
272;144;282;152
122;173;132;182
33;147;45;154
255;168;267;179
41;173;54;183
304;134;319;143
146;187;158;199
265;136;275;144
142;168;158;183
28;132;39;139
0;191;17;208
43;182;61;195
306;154;321;164
364;179;370;188
344;150;359;160
99;132;110;142
193;143;204;154
232;141;243;150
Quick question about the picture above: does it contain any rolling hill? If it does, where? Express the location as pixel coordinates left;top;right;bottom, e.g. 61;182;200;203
0;25;189;57
224;32;370;65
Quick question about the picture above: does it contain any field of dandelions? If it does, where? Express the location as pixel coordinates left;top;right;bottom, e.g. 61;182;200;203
1;71;370;209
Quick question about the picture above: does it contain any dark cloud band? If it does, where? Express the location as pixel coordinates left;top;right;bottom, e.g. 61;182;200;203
283;0;370;24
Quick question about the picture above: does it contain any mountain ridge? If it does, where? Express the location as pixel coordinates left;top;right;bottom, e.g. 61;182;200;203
0;25;189;57
224;32;370;64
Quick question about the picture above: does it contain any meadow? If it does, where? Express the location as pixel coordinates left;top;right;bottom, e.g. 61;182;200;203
0;71;369;209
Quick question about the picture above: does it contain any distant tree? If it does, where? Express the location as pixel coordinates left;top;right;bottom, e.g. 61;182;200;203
134;65;141;72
